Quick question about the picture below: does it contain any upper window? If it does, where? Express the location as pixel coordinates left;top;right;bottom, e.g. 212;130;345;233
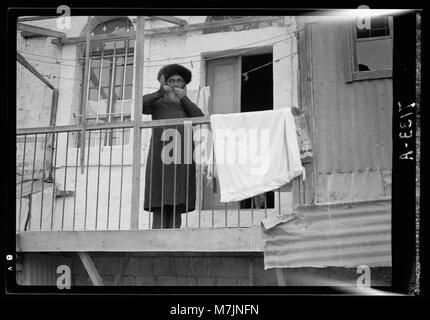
80;18;134;146
203;16;276;34
345;16;393;82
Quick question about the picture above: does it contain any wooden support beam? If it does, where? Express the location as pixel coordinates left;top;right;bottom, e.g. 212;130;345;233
130;16;145;229
16;227;265;252
114;253;131;286
16;53;55;90
18;23;66;39
148;16;187;26
77;252;104;286
275;268;287;286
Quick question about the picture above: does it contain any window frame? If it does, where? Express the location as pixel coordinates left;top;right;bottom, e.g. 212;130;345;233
344;16;393;82
78;18;135;147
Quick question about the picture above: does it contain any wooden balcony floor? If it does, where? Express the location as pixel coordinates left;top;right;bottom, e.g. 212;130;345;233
16;226;265;252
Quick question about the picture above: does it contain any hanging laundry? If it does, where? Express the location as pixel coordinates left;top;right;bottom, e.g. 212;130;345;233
209;108;305;203
186;86;210;115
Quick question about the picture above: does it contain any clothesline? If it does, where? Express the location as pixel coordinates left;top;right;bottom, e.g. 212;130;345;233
17;28;302;69
19;51;297;92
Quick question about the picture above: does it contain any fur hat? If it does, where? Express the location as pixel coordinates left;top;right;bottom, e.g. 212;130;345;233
157;64;192;84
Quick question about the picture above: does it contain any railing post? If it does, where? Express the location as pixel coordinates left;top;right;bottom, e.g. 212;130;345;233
130;16;145;230
79;16;92;174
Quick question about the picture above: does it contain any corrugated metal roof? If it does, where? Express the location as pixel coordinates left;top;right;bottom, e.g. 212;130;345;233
262;200;391;268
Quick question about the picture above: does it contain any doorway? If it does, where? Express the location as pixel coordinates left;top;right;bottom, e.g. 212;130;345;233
203;52;275;210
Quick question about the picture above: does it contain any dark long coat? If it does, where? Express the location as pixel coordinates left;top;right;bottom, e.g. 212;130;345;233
142;93;204;213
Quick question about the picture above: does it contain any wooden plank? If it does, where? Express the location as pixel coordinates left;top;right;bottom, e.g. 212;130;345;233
77;252;104;286
130;16;145;230
16;227;265;252
18;23;66;39
50;89;59;126
148;16;187;26
16;53;55;90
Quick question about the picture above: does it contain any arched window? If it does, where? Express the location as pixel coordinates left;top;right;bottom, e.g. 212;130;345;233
202;16;275;34
82;17;134;146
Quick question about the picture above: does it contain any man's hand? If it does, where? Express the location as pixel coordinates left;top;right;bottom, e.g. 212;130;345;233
173;87;186;99
159;75;173;93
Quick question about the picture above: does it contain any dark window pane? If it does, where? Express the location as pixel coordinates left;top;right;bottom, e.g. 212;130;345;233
100;87;110;101
357;16;389;39
89;68;100;88
90;41;103;54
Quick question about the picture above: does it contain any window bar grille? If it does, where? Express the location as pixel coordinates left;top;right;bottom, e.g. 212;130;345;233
50;133;58;230
84;130;92;230
61;132;70;230
107;43;117;144
40;133;48;230
96;57;103;125
120;41;129;123
27;134;38;231
118;127;125;230
18;135;27;232
73;131;79;230
95;129;103;230
107;129;114;229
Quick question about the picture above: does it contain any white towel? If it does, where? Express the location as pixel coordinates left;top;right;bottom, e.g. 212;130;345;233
209;108;304;203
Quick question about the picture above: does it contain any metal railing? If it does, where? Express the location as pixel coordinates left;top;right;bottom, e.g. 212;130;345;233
16;117;284;232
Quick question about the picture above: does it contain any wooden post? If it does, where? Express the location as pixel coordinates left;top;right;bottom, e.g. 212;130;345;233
79;16;92;174
48;89;59;180
77;252;104;286
130;16;145;229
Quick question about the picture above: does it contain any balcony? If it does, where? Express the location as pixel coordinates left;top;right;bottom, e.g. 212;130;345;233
16;117;293;253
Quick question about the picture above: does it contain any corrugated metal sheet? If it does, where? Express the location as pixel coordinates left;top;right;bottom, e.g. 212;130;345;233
22;253;72;285
262;200;391;268
309;21;393;174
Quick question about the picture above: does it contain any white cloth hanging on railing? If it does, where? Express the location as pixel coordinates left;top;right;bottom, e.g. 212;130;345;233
209;108;305;203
